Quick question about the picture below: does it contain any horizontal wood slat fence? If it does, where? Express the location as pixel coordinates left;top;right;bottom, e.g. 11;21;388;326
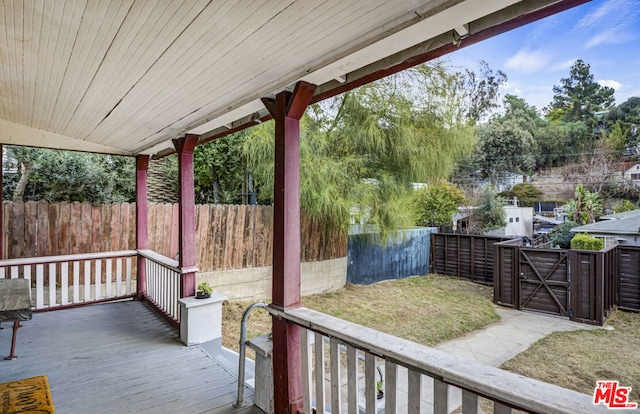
430;233;511;284
432;233;628;325
2;201;346;272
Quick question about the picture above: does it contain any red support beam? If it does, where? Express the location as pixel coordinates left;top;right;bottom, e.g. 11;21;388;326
135;155;150;300
262;81;316;414
173;134;199;298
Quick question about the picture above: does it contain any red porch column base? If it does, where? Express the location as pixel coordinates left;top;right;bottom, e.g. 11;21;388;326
272;317;303;414
181;271;196;299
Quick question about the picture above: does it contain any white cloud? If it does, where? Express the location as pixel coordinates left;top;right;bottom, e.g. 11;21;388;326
598;79;622;89
577;0;618;29
577;0;640;48
505;50;550;73
551;59;576;71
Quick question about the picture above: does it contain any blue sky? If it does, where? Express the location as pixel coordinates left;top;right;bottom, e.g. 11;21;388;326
444;0;640;112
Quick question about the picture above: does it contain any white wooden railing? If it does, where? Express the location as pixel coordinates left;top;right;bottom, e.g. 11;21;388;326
138;249;183;324
0;251;137;310
271;307;614;414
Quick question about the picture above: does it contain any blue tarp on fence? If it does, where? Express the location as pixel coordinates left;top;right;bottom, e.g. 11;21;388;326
347;227;437;285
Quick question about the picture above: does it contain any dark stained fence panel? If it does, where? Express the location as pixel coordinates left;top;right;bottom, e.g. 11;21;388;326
431;234;509;284
618;246;640;311
493;241;520;307
519;248;570;316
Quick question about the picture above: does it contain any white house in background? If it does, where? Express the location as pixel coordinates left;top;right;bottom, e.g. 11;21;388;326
454;198;534;237
571;213;640;248
623;163;640;183
486;199;534;238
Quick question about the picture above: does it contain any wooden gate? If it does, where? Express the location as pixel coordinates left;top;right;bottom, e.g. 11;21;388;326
518;248;570;317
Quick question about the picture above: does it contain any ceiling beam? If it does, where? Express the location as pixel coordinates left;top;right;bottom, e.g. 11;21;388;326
160;0;589;159
0;120;133;156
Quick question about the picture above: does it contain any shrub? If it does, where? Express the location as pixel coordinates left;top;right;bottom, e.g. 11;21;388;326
550;221;578;249
498;183;542;207
570;233;604;251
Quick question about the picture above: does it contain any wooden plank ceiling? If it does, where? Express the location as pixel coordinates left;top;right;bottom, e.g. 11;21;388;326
0;0;584;157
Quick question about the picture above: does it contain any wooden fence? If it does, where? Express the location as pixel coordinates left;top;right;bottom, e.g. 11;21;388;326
2;201;347;272
493;242;618;325
430;234;510;284
618;246;640;312
432;233;625;325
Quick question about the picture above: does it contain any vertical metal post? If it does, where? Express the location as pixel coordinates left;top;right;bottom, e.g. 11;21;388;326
262;81;316;414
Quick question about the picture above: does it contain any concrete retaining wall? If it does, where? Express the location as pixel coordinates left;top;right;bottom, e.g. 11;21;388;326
197;257;347;301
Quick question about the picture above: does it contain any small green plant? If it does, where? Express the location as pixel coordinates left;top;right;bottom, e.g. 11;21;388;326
570;233;604;251
376;380;384;400
197;282;212;295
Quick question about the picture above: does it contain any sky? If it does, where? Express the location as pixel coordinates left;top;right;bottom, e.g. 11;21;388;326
444;0;640;113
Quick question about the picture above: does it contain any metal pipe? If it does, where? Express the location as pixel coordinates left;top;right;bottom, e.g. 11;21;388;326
233;302;268;408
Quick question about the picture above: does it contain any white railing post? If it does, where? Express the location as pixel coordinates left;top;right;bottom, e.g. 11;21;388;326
301;328;313;414
407;369;421;414
330;337;342;414
364;353;376;414
385;360;397;414
314;332;326;414
433;379;448;414
462;390;479;414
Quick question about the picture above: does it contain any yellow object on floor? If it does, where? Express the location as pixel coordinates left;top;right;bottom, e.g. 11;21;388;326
0;375;55;413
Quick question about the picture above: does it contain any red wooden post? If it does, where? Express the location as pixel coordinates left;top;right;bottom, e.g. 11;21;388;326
262;81;316;414
173;134;199;298
136;155;150;300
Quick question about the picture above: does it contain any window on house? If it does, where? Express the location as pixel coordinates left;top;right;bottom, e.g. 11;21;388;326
632;173;640;180
509;218;513;223
516;217;520;222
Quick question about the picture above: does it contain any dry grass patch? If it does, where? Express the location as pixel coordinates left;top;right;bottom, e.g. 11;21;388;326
222;274;498;354
501;310;640;402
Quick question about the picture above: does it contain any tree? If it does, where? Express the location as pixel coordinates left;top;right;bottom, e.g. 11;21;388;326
550;221;577;248
3;146;135;202
469;184;506;234
498;183;542;207
244;60;489;237
548;59;615;128
606;96;640;138
563;183;602;225
475;119;536;180
412;181;465;228
463;60;507;122
612;199;637;214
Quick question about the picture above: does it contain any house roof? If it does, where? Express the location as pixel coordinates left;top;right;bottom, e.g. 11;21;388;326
0;0;588;158
599;209;640;220
571;215;640;235
534;215;563;225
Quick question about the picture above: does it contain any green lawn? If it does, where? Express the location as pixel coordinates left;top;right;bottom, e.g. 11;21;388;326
222;274;498;353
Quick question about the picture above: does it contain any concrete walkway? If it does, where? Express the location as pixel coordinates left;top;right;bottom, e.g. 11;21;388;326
436;306;599;367
372;307;601;413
